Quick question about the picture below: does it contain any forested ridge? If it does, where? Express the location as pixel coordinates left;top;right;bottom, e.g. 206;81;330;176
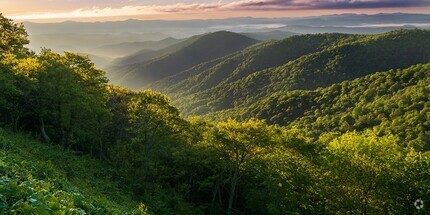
150;33;355;97
242;64;430;149
0;14;429;215
151;29;430;117
109;31;258;89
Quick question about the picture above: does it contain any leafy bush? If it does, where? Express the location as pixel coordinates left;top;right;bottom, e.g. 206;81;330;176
0;128;142;214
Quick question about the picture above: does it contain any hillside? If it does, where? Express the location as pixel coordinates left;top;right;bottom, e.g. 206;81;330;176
150;33;358;99
241;30;298;41
239;63;430;150
27;32;168;54
0;128;142;214
277;24;418;34
83;53;113;68
94;37;184;58
110;31;258;89
105;34;202;82
162;30;430;116
107;35;201;68
23;14;430;36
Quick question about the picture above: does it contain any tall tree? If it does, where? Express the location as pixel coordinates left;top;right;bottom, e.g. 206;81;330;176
126;90;183;168
0;14;30;126
0;13;29;56
205;119;276;215
63;52;110;156
325;131;411;214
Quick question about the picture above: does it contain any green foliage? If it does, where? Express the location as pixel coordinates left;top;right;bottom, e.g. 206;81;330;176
0;46;111;152
0;14;29;126
0;128;142;214
152;33;353;99
0;14;29;56
112;89;184;177
198;119;286;214
105;87;199;214
249;139;323;214
323;131;430;214
0;59;22;123
0;157;98;214
206;119;277;169
156;30;430;117
246;63;430;150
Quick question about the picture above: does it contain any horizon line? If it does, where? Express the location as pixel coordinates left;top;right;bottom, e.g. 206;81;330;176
13;12;430;24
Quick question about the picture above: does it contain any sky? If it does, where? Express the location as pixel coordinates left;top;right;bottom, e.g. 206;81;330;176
2;0;430;22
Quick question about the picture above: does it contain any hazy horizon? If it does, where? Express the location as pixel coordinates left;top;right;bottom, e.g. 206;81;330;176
10;12;430;24
2;0;430;23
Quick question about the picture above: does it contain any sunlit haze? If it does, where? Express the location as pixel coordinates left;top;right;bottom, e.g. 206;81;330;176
2;0;430;22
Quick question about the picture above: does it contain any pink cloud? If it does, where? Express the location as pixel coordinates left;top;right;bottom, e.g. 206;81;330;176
9;0;430;20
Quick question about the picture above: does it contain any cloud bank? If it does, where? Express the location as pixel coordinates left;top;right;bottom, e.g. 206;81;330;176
225;0;430;10
10;0;430;20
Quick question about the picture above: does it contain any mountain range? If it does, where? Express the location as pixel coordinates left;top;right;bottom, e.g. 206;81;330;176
24;13;430;36
108;30;429;121
107;31;258;88
24;13;430;64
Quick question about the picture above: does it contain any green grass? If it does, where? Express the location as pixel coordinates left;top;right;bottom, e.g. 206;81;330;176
0;128;144;214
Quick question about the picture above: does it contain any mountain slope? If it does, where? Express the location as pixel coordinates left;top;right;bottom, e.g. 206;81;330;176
150;33;358;99
277;25;418;35
94;37;184;58
105;35;201;83
108;35;200;67
241;30;298;41
82;53;113;68
28;32;168;54
168;30;430;116
243;63;430;150
111;31;258;89
0;128;141;214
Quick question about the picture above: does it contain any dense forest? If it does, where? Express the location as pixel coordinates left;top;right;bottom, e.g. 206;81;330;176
0;14;429;214
147;30;430;117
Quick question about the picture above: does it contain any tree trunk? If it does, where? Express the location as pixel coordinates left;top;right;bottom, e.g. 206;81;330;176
61;127;66;150
99;129;104;160
13;109;23;131
361;184;373;215
40;117;52;144
211;174;222;214
228;170;239;215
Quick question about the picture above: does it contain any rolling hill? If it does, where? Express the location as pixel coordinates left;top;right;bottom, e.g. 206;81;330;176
152;30;430;116
104;35;202;82
27;32;168;54
149;33;357;97
94;37;184;58
241;30;298;41
243;63;430;150
107;35;201;67
109;31;258;89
